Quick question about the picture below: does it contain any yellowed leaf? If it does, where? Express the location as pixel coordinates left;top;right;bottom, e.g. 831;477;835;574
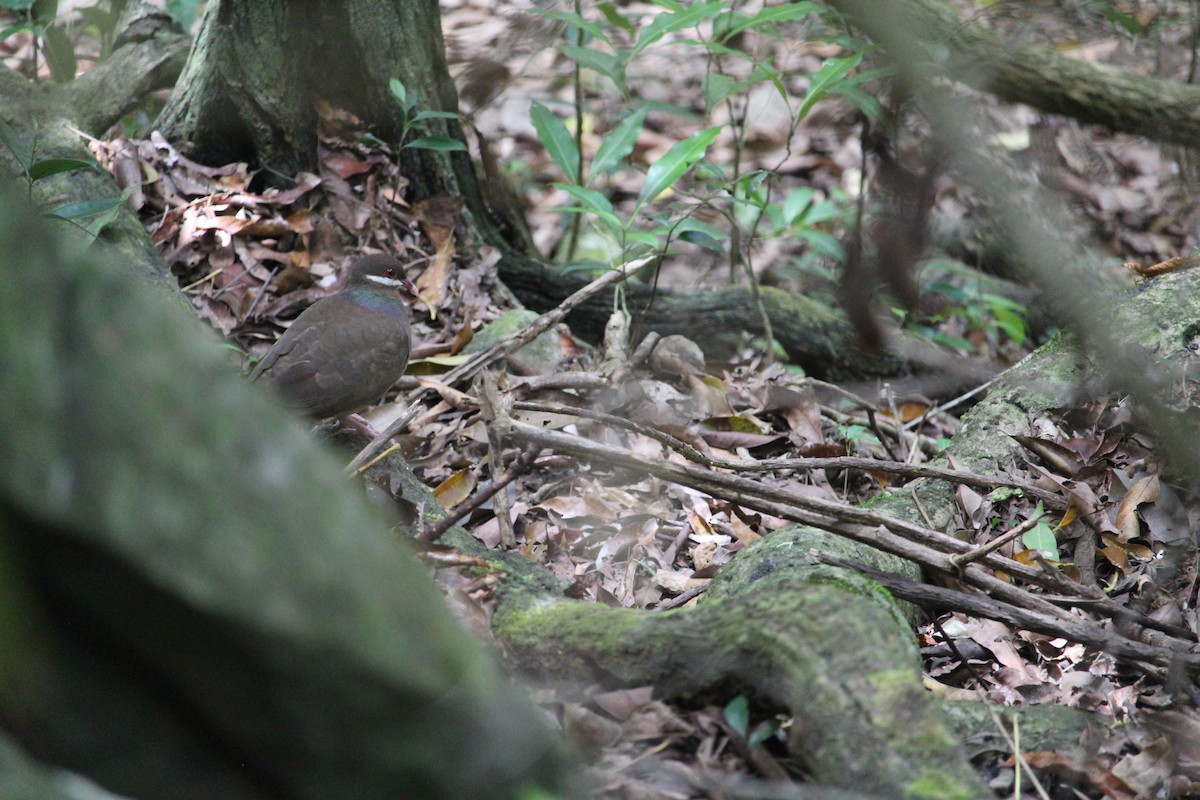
433;469;476;507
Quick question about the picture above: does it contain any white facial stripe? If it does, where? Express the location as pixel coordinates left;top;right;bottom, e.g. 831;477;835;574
365;274;404;287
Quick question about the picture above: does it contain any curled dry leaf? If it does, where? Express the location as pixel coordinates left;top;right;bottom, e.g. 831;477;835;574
1114;474;1159;542
1011;434;1085;477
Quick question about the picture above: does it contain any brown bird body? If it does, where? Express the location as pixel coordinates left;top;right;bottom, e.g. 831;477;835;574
250;254;412;419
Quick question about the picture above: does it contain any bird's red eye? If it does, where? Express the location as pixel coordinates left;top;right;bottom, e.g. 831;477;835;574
385;267;397;279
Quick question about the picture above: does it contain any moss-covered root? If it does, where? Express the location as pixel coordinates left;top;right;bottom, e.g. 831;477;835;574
495;526;985;799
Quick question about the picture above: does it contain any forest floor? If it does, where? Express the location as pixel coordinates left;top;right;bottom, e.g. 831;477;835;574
12;0;1200;796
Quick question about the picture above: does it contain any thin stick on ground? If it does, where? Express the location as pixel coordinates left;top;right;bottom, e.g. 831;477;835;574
510;398;1067;510
417;446;541;543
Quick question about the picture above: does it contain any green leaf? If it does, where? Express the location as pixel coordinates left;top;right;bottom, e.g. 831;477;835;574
0;0;34;9
596;2;636;35
42;21;75;82
388;77;415;112
410;110;459;123
719;2;818;39
796;53;861;122
31;0;55;23
634;1;725;56
555;185;624;234
0;119;32;174
980;292;1026;312
559;43;627;94
402;136;468;152
557;183;614;215
678;37;754;60
1022;521;1058;560
51;194;126;221
747;718;780;748
533;9;610;43
635;126;720;212
530;101;580;184
802;199;847;226
992;306;1026;346
556;183;615;215
672;217;727;251
781;187;814;226
0;20;36;39
80;200;131;239
1105;8;1145;35
623;229;661;249
590;107;645;179
28;157;98;183
702;72;739;109
724;695;750;738
833;84;885;121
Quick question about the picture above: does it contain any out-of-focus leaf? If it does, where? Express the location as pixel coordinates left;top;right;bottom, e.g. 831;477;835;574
635;126;720;212
720;3;818;38
724;695;750;738
559;44;627;94
0;119;32;173
530;101;581;184
52;194;125;221
402;137;468;153
673;217;727;251
28;157;98;182
410;110;459;123
389;77;413;111
590;107;646;179
796;53;861;122
533;8;610;42
596;2;636;34
635;1;725;56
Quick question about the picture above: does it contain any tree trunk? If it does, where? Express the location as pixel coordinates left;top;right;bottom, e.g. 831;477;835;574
0;5;188;292
159;0;465;192
828;0;1200;148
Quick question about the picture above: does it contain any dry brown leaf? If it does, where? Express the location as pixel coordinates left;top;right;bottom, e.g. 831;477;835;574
1011;434;1084;477
592;687;655;722
414;195;466;251
416;232;456;308
1114;474;1159;541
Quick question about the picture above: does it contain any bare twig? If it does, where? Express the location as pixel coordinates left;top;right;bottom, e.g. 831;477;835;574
655;582;709;610
510;399;1067;510
815;553;1196;676
947;513;1045;571
480;371;516;548
417;445;541;543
